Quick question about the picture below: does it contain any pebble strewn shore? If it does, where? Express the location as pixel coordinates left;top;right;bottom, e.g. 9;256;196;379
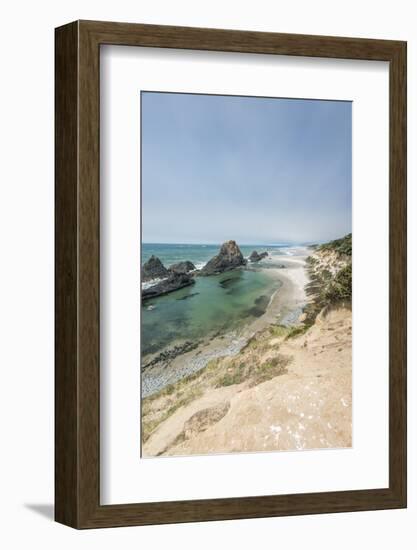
141;334;247;398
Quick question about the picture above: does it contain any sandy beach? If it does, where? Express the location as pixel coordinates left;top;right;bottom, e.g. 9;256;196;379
141;239;352;457
141;249;309;397
142;304;352;457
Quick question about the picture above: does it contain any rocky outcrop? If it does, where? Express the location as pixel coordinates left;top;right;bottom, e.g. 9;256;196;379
249;250;268;262
143;340;202;370
142;272;195;300
169;260;196;274
142;255;169;282
200;240;246;276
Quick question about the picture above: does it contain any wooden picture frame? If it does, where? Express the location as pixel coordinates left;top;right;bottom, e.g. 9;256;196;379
55;20;407;529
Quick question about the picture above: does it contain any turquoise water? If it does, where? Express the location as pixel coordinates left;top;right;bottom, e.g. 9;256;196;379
141;243;288;357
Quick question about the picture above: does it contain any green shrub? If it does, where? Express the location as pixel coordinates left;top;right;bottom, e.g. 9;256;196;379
215;355;290;388
268;325;289;338
249;355;290;386
319;233;352;257
285;325;309;339
324;263;352;302
215;363;246;387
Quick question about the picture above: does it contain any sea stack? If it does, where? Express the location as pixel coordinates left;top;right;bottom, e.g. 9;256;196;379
200;240;246;276
142;255;169;282
142;272;195;300
249;250;269;263
169;260;196;274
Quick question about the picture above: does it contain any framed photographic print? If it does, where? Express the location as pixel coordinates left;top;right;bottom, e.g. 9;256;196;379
55;20;407;528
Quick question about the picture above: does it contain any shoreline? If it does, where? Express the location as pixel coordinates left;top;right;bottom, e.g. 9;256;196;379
141;235;352;457
141;250;309;398
143;304;352;457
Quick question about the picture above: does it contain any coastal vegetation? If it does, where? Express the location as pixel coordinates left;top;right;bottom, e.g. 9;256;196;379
141;234;352;455
318;232;352;256
142;325;292;444
303;233;352;323
142;304;352;456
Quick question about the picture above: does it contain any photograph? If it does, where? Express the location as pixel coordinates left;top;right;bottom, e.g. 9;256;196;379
140;91;352;458
0;0;408;537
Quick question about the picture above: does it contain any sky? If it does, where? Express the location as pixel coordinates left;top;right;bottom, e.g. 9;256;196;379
141;91;352;245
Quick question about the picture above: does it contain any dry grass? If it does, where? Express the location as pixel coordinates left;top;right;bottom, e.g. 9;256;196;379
285;324;310;339
215;354;290;388
142;324;297;443
141;360;220;442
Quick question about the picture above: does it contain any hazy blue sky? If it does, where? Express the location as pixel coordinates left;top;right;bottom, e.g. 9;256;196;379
141;92;351;245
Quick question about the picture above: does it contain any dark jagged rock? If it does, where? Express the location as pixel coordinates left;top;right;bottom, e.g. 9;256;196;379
142;255;169;281
219;276;239;288
249;250;269;262
177;292;199;301
169;260;196;274
142;272;195;300
143;340;202;369
200;240;246;276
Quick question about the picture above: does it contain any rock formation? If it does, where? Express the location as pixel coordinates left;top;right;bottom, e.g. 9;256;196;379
249;250;269;262
142;255;169;282
142;272;195;300
169;260;196;274
200;240;246;276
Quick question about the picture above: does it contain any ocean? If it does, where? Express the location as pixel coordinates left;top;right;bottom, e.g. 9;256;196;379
142;242;292;270
141;243;296;357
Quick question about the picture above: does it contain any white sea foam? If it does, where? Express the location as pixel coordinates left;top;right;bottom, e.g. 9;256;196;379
141;277;167;290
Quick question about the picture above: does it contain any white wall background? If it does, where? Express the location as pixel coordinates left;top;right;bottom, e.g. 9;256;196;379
0;0;415;547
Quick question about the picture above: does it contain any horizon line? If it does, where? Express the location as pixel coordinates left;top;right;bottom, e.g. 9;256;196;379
142;240;319;246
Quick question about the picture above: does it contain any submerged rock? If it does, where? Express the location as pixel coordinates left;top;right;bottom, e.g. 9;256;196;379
200;240;246;276
142;272;195;300
169;260;196;274
219;276;240;288
249;250;269;262
142;255;169;282
176;292;200;301
244;294;270;318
